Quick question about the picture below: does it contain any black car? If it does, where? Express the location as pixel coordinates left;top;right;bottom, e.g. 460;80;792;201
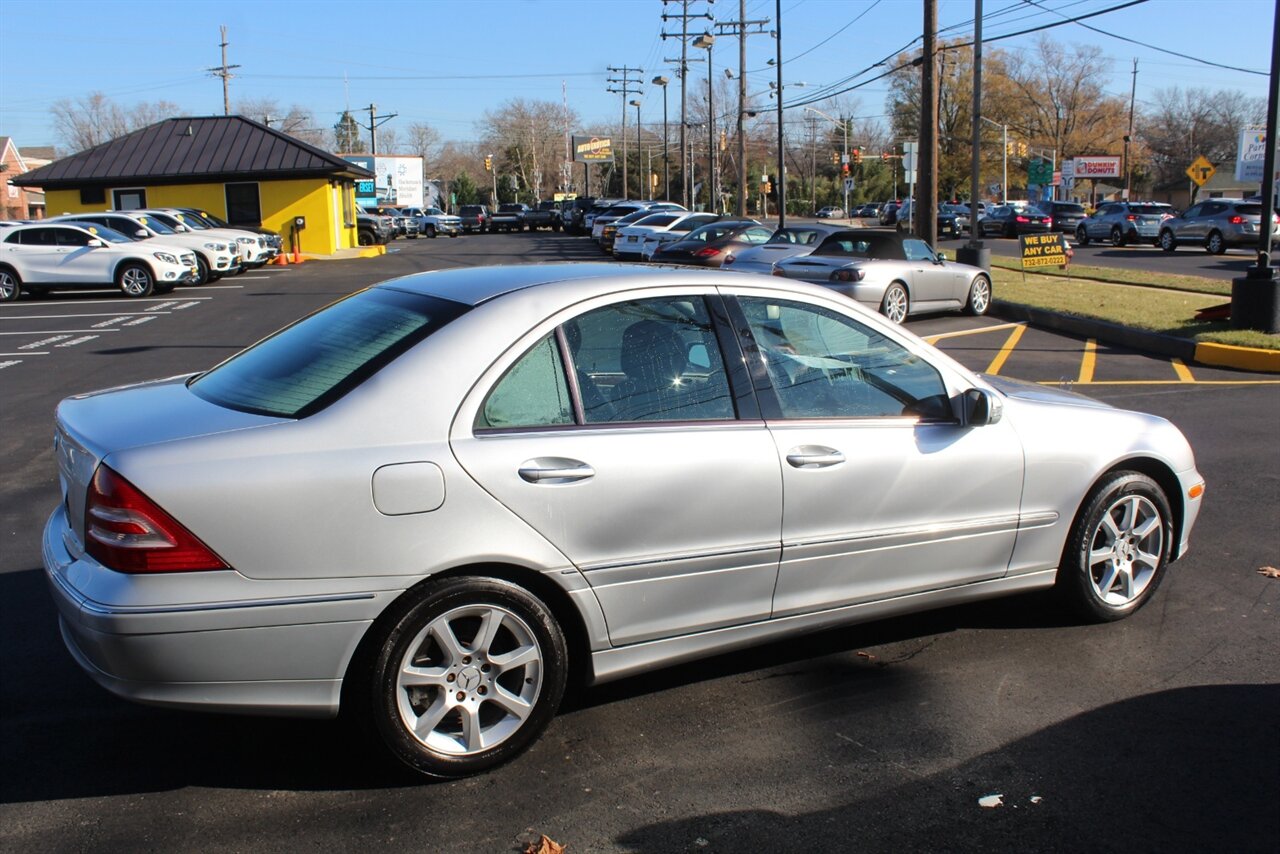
1038;201;1087;234
458;205;490;234
979;204;1052;238
356;212;393;246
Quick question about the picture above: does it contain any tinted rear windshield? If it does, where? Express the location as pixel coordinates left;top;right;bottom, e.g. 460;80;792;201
1052;204;1086;213
1234;203;1262;215
189;288;467;418
1130;205;1170;214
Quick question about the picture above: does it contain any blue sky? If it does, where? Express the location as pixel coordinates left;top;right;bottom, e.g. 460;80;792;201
1;0;1274;150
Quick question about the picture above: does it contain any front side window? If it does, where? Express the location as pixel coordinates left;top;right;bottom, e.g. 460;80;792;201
903;239;935;262
739;297;952;421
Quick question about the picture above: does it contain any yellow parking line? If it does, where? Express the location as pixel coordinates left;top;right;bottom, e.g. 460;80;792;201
1171;358;1195;383
923;321;1024;344
1038;379;1280;386
985;324;1026;375
1078;338;1097;384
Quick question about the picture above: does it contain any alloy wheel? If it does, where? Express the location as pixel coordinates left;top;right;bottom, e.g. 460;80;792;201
1086;494;1165;607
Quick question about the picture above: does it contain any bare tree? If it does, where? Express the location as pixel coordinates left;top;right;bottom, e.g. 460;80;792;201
478;98;578;202
407;122;441;172
50;92;131;151
1141;87;1265;193
236;98;327;148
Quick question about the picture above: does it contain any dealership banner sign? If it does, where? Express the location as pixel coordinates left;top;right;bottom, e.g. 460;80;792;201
573;135;614;163
1071;156;1121;180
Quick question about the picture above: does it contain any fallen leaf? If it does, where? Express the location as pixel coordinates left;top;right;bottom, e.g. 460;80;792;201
523;834;565;854
1030;795;1044;805
978;794;1004;809
1258;566;1280;579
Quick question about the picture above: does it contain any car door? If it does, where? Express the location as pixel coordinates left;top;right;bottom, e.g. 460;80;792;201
901;237;961;305
52;226;114;283
13;227;65;281
450;290;783;646
729;292;1025;617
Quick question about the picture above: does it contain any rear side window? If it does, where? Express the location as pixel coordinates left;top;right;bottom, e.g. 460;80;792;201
190;288;467;418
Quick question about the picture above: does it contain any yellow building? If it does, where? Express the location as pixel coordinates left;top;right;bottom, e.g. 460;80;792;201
13;116;373;255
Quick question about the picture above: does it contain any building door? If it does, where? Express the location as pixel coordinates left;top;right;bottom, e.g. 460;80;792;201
112;188;147;210
224;182;262;226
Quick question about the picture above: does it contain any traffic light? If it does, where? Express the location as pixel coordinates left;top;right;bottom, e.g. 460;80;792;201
1018;141;1029;158
719;129;727;151
1006;141;1015;155
484;155;493;172
882;151;890;162
841;162;850;175
852;148;862;165
831;151;840;165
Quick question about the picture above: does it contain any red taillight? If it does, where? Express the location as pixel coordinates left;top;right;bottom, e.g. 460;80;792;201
829;268;864;282
85;465;228;573
695;246;721;258
1229;215;1245;225
1126;214;1137;221
772;267;786;276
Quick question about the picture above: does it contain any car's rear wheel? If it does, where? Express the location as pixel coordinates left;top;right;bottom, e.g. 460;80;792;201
880;282;909;323
1159;230;1177;252
1205;230;1226;255
0;267;21;302
963;275;991;316
1075;225;1090;246
1109;226;1126;247
369;577;567;779
116;263;155;298
1057;471;1172;622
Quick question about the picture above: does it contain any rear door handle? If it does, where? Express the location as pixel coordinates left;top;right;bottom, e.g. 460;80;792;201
518;457;595;484
785;446;846;469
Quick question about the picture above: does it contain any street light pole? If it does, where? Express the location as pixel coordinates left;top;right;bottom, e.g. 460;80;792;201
691;34;717;211
653;76;670;200
630;100;643;195
804;106;848;217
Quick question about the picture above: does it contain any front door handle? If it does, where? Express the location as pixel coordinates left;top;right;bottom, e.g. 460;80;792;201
785;446;846;469
518;457;595;484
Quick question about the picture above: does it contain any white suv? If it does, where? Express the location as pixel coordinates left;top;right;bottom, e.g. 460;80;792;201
51;212;237;285
1;222;197;300
139;209;273;269
399;206;462;238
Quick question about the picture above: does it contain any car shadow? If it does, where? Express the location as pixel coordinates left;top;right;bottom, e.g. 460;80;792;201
1;562;1073;804
614;683;1280;852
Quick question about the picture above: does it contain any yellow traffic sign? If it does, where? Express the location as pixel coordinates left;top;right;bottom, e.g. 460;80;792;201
1186;155;1216;187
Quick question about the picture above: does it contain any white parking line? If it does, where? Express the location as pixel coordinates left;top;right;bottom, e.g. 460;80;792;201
55;335;99;347
0;360;22;370
123;316;157;326
0;329;120;335
0;313;166;321
146;301;181;312
92;317;133;328
198;285;244;289
20;335;71;349
0;296;211;308
236;276;272;280
172;302;201;310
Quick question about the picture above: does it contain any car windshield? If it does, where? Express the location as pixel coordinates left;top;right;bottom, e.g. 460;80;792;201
190;211;230;227
190;288;469;419
768;228;824;245
133;215;176;235
684;223;746;243
66;223;131;243
813;233;898;258
425;208;446;216
633;213;679;227
670;216;714;232
1235;204;1263;216
170;213;211;230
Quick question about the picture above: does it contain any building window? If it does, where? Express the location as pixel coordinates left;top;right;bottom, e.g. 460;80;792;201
342;182;355;228
113;188;146;210
80;187;106;206
225;182;262;226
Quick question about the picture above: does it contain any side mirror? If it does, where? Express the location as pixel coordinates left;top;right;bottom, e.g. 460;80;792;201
135;229;148;239
936;251;947;263
87;238;104;248
963;388;1003;426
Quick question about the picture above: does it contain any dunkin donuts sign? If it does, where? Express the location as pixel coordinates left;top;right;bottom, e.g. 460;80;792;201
1071;156;1122;179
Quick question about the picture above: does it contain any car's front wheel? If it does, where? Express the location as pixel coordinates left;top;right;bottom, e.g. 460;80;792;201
116;263;155;298
1159;229;1177;252
1205;230;1226;255
426;225;437;238
963;275;992;316
1075;225;1090;246
368;577;567;779
1057;471;1172;622
193;255;212;286
880;282;909;323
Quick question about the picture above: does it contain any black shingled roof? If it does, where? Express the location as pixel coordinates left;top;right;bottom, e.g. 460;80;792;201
12;116;373;188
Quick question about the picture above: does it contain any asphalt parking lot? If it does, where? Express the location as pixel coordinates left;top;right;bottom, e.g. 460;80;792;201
1;232;1277;853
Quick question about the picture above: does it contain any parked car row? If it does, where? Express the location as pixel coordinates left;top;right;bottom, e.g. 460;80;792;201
361;205;462;241
1;206;284;300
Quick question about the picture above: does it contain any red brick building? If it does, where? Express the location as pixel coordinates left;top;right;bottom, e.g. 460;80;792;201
1;137;50;220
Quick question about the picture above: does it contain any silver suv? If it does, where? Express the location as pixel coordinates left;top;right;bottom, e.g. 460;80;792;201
1158;198;1279;254
1075;202;1173;247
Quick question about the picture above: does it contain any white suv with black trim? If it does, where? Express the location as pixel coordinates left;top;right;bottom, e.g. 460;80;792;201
1;222;197;301
139;209;273;269
51;212;237;285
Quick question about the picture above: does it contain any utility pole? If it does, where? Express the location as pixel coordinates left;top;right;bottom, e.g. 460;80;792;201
775;0;786;226
662;0;713;208
361;104;397;155
653;76;671;199
918;0;938;245
713;3;770;216
958;0;989;270
208;25;241;116
1124;58;1138;200
691;33;717;211
607;65;644;198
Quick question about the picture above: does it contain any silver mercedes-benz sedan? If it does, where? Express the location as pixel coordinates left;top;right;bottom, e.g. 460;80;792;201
772;229;993;323
44;263;1203;779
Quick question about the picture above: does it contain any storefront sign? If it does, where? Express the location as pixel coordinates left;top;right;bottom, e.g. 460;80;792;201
1071;156;1121;179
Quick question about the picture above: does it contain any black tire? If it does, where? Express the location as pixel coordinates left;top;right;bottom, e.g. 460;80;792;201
426;225;437;239
367;576;568;779
0;266;21;302
449;232;459;238
358;230;375;247
1056;471;1173;623
1075;225;1090;247
1205;230;1226;255
1159;229;1177;252
116;262;155;298
1003;221;1015;238
194;255;212;286
963;275;992;316
1109;226;1126;247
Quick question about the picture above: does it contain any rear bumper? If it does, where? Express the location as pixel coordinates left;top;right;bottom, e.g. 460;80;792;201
42;506;399;718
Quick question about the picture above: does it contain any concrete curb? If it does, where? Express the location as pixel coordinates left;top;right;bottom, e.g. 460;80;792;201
990;300;1280;373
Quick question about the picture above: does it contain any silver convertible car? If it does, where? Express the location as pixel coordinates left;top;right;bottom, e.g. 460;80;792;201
44;264;1203;779
771;230;992;323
